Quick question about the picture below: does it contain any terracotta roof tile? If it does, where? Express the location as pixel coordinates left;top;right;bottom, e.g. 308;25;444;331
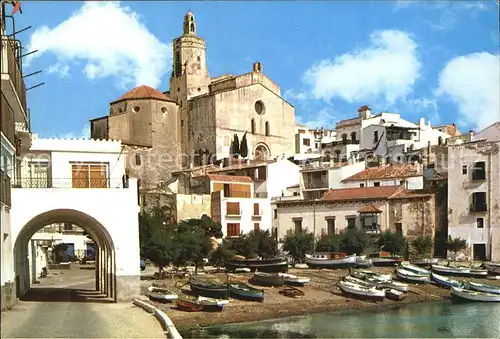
358;203;383;213
357;105;371;112
207;175;253;183
342;164;420;182
210;160;276;172
321;186;403;202
112;85;176;103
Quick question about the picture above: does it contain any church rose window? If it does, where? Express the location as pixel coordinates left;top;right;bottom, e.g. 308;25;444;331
255;100;265;115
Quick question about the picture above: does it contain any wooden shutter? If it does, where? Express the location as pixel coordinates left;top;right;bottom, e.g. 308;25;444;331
89;164;107;188
72;164;89;188
253;203;259;216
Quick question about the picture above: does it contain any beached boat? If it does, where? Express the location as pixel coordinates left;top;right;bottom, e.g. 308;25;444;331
385;288;407;301
280;286;305;298
349;268;392;282
189;277;230;299
251;272;284;287
197;296;229;312
338;280;386;301
225;257;288;273
278;273;310;286
451;286;500;302
367;252;403;267
377;280;410;293
345;274;409;292
468;268;488;277
400;262;431;275
431;272;462;288
483;264;500;275
431;264;470;276
305;253;357;269
354;256;373;268
463;281;500;295
229;282;265;302
395;267;430;283
343;275;376;288
410;258;439;266
176;298;204;312
147;285;178;301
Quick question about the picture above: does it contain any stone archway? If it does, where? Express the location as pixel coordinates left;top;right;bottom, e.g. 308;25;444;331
254;143;270;161
13;209;116;301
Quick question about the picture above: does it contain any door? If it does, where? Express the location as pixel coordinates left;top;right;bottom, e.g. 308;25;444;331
473;244;486;261
66;243;75;259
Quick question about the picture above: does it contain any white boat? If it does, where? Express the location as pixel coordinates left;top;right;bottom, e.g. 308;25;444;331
305;253;357;268
338;280;386;301
431;272;462;288
400;262;431;275
451;286;500;302
147;285;178;301
345;275;409;292
431;264;470;276
385;288;407;301
354;256;373;268
468;268;488;277
344;275;376;287
278;273;310;286
396;268;430;283
463;281;500;295
349;268;392;282
410;258;439;266
377;280;410;293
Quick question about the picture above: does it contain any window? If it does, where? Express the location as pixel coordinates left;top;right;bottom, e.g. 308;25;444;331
265;121;270;136
253;203;260;216
181;120;184;127
374;182;380;187
374;131;379;143
395;223;403;235
341;133;347;144
477;218;484;228
133;106;140;113
438;136;443;145
472;161;486;181
226;202;240;215
471;192;487;212
315;143;319;149
64;223;72;231
334;149;341;163
71;163;108;188
135;154;141;166
462;165;467;175
273;209;277;219
223;183;230;197
27;162;50;188
346;217;356;229
293;218;303;234
326;218;335;235
360;183;365;188
175;52;181;77
303;138;311;146
351;132;357;142
227;223;240;237
255;100;265;115
251;119;255;134
254;223;260;232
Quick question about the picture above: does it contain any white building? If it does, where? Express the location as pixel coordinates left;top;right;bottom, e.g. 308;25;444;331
447;122;500;261
342;163;424;189
294;124;335;157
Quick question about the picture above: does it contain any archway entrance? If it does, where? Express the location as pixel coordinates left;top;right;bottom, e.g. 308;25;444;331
14;209;115;302
254;143;270;161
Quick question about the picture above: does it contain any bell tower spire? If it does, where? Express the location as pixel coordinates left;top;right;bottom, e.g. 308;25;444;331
183;10;196;35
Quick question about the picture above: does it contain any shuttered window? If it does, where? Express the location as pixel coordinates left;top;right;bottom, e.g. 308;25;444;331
71;163;108;188
227;223;240;237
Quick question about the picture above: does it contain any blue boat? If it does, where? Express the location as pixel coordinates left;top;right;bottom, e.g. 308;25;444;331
229;282;264;302
431;272;462;288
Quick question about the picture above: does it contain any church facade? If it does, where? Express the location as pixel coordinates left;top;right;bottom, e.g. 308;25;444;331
90;11;295;189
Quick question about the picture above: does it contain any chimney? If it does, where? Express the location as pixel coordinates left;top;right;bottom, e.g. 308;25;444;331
468;130;474;142
419;117;425;128
219;161;224;169
253;61;263;73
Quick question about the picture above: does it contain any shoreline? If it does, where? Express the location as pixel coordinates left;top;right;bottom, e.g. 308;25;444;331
141;267;499;331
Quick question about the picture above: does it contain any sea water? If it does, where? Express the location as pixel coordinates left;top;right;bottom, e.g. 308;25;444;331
180;301;500;338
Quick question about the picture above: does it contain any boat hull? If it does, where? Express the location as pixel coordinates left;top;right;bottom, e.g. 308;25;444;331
226;259;288;273
431;265;471;276
410;258;439;266
484;264;500;275
279;273;310;286
250;273;284;287
396;268;430;283
400;263;431;275
305;254;357;269
451;287;500;302
338;281;385;301
386;289;407;301
431;272;461;289
229;283;264;302
464;281;500;295
189;280;230;300
176;299;204;312
280;286;305;298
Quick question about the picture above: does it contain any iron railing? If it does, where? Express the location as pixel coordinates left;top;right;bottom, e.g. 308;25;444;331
1;37;27;113
0;93;15;145
0;169;12;206
11;177;128;189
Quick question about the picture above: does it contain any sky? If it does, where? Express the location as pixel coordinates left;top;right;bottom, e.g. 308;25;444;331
9;0;500;139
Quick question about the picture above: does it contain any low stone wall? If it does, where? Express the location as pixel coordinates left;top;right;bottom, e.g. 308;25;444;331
48;263;73;270
0;282;17;312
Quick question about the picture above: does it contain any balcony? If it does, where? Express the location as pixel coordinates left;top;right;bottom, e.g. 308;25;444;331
470;204;487;213
364;225;381;234
303;179;328;190
1;37;28;124
11;177;127;189
1;93;15;146
0;169;12;207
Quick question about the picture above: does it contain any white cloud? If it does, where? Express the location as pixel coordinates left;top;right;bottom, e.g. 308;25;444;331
435;52;500;130
26;2;171;89
303;30;421;105
284;89;309;101
297;109;337;129
46;63;70;78
50;124;90;139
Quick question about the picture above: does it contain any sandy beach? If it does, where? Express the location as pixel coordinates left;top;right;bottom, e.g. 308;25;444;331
140;267;500;329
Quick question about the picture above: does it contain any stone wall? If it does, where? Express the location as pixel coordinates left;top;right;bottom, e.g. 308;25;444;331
0;281;16;311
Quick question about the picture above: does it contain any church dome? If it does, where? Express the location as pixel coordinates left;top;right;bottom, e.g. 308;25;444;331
112;85;176;103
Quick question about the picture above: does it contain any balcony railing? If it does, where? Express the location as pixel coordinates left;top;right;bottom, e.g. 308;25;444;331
0;169;12;207
470;204;487;213
1;38;27;113
1;94;15;145
304;180;328;189
12;177;127;189
363;224;381;234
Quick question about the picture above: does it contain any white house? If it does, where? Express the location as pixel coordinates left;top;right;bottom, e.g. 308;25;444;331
342;163;424;189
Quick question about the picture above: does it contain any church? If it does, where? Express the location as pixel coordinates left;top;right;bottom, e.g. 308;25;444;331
89;11;296;189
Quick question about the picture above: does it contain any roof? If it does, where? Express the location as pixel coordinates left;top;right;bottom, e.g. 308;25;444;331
358;203;382;213
210;160;276;172
342;164;420;182
171;164;220;177
111;85;176;104
358;105;370;112
321;186;403;202
206;175;253;183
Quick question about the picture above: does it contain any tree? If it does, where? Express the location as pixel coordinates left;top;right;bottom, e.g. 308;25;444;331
282;228;314;263
230;133;240;157
315;234;342;252
339;228;373;255
378;231;407;256
410;235;434;259
446;236;468;261
247;230;279;259
181;214;223;238
209;239;236;269
173;220;213;275
240;132;249;158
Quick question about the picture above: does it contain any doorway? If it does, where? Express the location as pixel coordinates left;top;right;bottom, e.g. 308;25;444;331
472;243;486;261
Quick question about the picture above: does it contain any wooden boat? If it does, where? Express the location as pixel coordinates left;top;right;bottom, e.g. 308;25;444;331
280;286;305;298
345;274;409;292
189;277;229;299
463;281;500;295
430;272;462;288
225;257;288;273
484;264;500;275
451;286;500;302
251;272;284;287
305;253;357;269
278;273;310;286
197;296;229;312
376;280;410;293
400;262;431;275
395;267;430;283
468;268;488;277
176;298;204;312
354;256;373;268
343;275;376;288
385;288;407;301
431;264;470;276
338;280;385;301
410;258;439;266
367;252;403;266
147;286;178;301
229;282;264;302
349;268;392;282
